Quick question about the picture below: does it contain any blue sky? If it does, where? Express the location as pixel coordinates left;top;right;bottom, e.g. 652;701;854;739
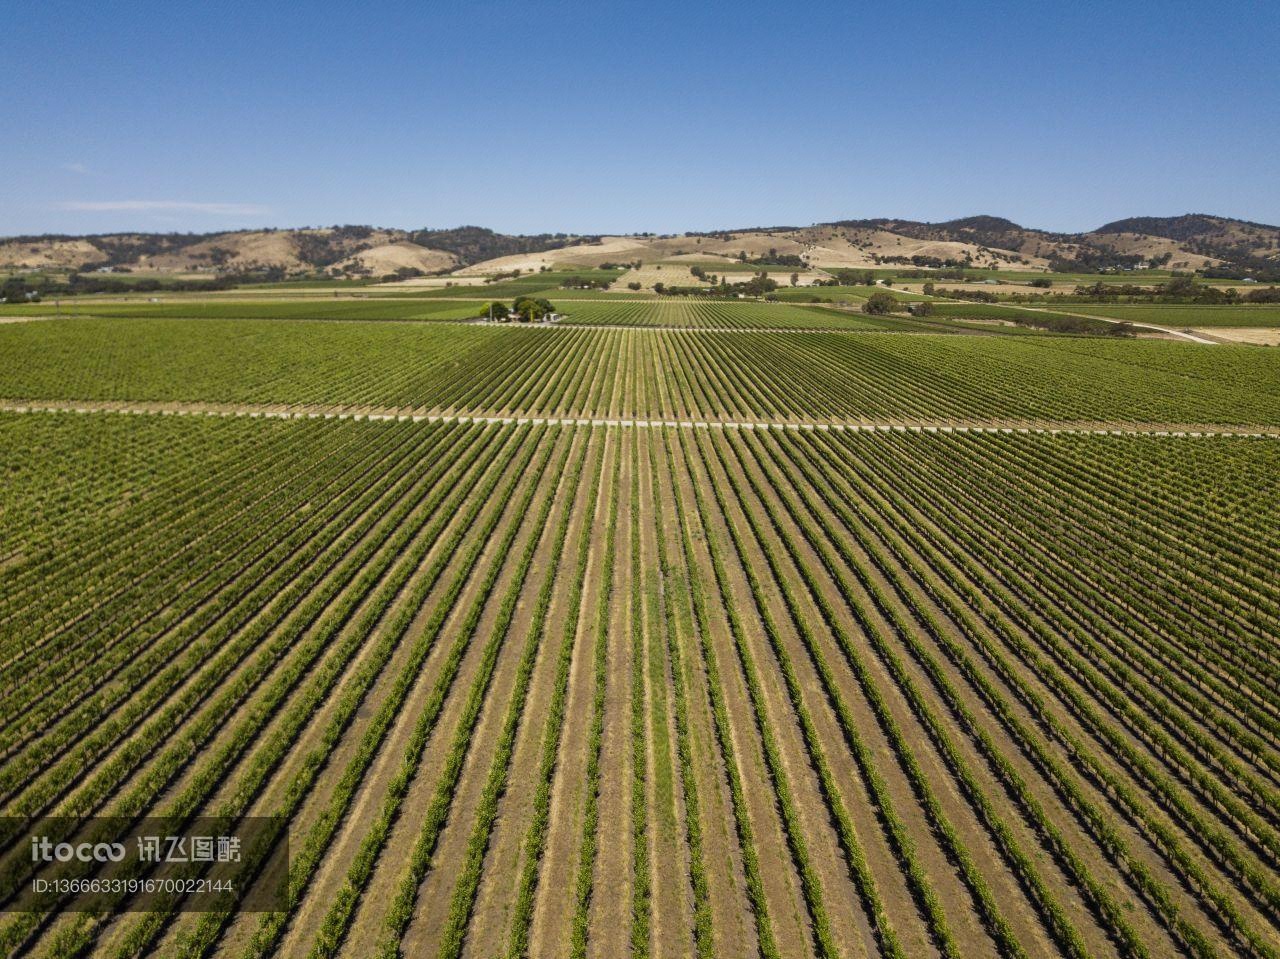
4;0;1278;236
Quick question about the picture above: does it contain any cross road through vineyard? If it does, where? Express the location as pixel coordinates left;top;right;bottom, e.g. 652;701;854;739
1;297;1279;959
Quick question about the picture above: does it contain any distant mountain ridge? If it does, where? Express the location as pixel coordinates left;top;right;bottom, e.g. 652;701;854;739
2;214;1277;278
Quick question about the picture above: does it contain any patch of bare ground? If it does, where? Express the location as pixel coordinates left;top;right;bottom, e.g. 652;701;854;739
459;431;606;957
667;429;815;959
1198;327;1280;345
393;429;578;959
585;428;636;955
652;429;757;959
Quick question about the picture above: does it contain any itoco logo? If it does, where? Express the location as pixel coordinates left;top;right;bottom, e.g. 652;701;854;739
31;837;126;863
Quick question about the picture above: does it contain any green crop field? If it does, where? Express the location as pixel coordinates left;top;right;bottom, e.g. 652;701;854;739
1;298;486;321
411;270;624;299
555;299;913;329
922;301;1129;333
1051;303;1280;328
3;296;1279;959
4;316;1280;423
771;285;930;303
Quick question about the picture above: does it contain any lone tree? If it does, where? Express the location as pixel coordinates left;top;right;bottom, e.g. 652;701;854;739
862;290;897;315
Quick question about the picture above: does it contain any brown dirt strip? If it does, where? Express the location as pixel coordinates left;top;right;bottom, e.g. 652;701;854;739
143;427;488;818
205;428;530;956
189;427;529;957
817;475;1128;959
798;428;1240;954
9;424;494;956
732;426;988;956
834;432;1233;952
826;434;1222;957
84;427;487;954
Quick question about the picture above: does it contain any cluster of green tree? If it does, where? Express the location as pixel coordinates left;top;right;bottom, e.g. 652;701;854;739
82;232;211;267
861;291;899;315
939;288;1001;303
877;253;971;269
728;271;778;296
484;269;526;283
1067;276;1270;304
0;277;41;303
1012;314;1133;336
824;269;879;286
1201;260;1280;282
1093;214;1226;240
291;226;381;267
409;226;590;267
1093;215;1280;278
378;267;428;283
893;267;972;281
559;275;612;290
654;272;780;298
597;260;641;270
737;248;806;268
484;296;557;322
1094;215;1280;273
0;272;250;301
1048;249;1146;272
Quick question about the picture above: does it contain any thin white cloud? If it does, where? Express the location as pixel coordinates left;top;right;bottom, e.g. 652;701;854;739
58;200;270;215
60;162;91;174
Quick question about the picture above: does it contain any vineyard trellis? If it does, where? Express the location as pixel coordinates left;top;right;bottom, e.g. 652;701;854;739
2;297;1280;958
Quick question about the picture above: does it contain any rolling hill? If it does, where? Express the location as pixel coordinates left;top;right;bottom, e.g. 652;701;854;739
3;214;1277;279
